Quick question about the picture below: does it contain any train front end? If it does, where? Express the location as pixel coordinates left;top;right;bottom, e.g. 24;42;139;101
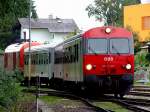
82;26;134;97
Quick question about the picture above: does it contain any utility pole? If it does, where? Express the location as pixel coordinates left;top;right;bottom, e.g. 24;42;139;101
28;0;31;88
36;76;40;112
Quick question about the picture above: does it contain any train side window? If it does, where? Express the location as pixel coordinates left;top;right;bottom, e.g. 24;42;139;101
69;47;72;63
39;54;42;64
46;53;48;64
26;55;29;65
73;45;76;62
44;53;48;64
35;54;38;64
54;52;57;64
71;46;74;63
43;54;45;64
38;55;41;65
31;55;34;64
49;53;51;64
41;54;44;64
33;54;36;65
24;55;27;65
74;44;79;62
32;54;35;65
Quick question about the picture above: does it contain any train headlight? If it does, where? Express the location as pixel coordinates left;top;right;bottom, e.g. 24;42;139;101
126;64;131;70
105;28;111;33
86;64;92;70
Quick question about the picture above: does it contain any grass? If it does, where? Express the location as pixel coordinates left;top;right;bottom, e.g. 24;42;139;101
39;95;89;107
0;106;6;112
134;82;150;86
40;96;131;112
39;96;62;105
9;92;36;112
94;101;131;112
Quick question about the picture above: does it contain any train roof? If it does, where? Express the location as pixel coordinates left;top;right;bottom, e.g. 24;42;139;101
54;26;133;48
82;26;133;38
5;43;24;53
24;43;56;53
5;42;41;53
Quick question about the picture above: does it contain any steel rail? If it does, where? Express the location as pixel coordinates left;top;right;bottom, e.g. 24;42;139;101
23;88;112;112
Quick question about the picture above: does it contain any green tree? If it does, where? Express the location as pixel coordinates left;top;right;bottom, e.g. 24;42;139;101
86;0;140;26
64;29;80;40
126;25;141;54
0;0;37;49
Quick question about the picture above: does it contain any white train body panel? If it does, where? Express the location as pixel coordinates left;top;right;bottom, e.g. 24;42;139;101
54;35;83;82
24;44;55;80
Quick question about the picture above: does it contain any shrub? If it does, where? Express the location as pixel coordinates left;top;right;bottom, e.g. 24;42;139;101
0;70;21;109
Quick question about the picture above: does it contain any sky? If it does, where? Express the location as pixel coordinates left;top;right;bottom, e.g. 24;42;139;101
34;0;103;31
34;0;150;31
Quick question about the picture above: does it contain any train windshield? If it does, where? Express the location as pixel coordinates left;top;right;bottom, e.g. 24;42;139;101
87;38;131;54
110;38;129;54
87;39;107;54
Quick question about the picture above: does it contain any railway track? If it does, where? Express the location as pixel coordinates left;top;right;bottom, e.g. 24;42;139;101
129;85;150;97
98;95;150;112
112;98;150;112
23;88;111;112
23;87;150;112
129;91;150;97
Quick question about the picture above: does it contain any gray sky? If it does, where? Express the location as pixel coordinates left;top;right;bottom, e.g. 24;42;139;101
34;0;103;31
141;0;150;3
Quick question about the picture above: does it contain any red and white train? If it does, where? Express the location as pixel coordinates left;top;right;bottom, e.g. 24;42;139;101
53;26;134;97
4;26;134;97
4;42;41;72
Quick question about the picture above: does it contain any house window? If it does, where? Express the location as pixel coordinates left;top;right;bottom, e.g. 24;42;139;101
142;16;150;30
23;31;26;40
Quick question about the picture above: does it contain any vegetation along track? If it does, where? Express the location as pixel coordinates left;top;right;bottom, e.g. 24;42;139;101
23;88;112;112
99;95;150;112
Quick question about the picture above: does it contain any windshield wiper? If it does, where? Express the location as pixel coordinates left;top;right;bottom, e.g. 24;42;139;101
88;46;98;55
112;44;120;55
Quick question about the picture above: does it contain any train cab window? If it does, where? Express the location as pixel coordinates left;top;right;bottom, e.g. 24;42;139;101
87;39;107;54
110;38;129;54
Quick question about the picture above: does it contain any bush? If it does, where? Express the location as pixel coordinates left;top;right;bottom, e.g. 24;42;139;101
13;69;24;83
0;70;21;109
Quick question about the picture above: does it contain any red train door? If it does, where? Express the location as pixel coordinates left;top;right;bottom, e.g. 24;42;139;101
13;52;16;70
4;53;8;68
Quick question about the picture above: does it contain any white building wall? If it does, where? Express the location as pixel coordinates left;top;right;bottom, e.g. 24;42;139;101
31;29;54;43
21;28;29;40
52;33;68;45
21;28;68;45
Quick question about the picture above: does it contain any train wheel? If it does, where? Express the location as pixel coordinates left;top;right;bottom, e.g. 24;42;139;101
114;93;118;98
119;93;124;99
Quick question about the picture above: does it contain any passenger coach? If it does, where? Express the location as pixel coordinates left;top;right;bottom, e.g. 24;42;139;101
4;42;41;72
53;26;134;97
24;44;55;85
